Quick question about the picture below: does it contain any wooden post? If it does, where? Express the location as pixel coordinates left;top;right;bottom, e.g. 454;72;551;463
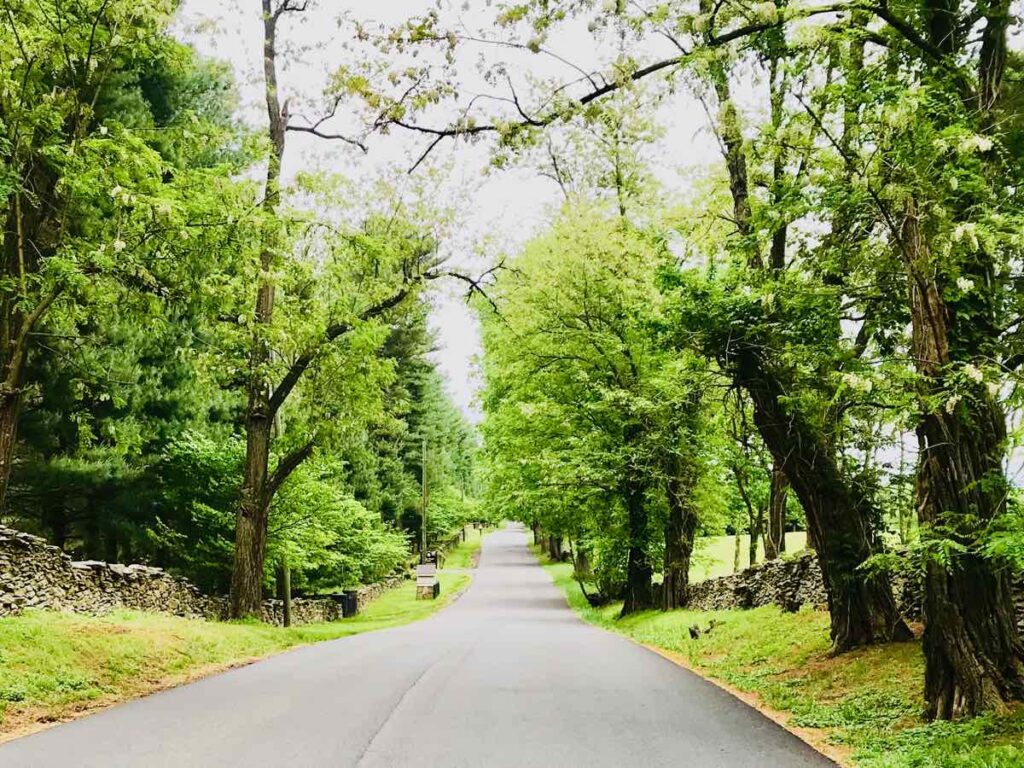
282;558;291;628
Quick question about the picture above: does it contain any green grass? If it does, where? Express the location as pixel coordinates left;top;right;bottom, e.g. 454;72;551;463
0;571;469;739
440;526;488;570
692;532;808;582
537;550;1024;768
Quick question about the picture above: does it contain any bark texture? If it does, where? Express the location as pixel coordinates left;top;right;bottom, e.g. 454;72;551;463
764;459;788;560
904;213;1024;718
662;453;699;610
621;480;653;616
737;348;911;650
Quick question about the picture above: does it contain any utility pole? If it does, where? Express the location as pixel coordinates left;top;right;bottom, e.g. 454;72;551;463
421;436;428;564
282;557;291;628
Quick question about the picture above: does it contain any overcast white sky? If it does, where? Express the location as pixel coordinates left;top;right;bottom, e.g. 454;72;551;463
174;0;724;423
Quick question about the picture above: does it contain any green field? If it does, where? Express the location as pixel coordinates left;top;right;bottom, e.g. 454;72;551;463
537;551;1024;768
692;532;808;582
0;571;469;740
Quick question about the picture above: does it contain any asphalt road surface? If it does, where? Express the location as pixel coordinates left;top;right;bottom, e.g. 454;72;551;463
0;524;833;767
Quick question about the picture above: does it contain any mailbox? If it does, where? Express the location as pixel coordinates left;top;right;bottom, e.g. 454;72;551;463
415;563;440;600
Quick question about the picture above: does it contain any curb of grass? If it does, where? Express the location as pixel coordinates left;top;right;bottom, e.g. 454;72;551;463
0;654;268;745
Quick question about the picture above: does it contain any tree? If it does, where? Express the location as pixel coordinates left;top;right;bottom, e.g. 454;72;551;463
0;0;244;509
815;0;1024;716
228;0;442;617
334;0;917;651
481;209;709;615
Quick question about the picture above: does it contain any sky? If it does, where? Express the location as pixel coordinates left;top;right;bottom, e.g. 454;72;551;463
174;0;722;423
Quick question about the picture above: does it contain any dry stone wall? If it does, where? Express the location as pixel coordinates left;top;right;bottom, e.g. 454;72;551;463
686;552;829;613
0;525;225;620
686;550;1024;634
356;575;404;611
0;524;403;626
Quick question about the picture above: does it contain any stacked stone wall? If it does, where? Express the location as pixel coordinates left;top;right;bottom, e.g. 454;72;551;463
686;550;1024;634
0;525;403;626
355;575;404;611
687;552;829;613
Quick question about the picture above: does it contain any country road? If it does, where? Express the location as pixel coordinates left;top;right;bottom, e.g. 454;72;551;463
0;525;833;767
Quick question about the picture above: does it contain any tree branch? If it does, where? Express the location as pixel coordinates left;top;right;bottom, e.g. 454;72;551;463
263;439;315;504
267;283;422;419
286;123;367;151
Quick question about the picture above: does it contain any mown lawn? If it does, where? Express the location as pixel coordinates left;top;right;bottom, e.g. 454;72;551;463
538;553;1024;768
0;571;469;740
692;531;808;582
440;526;488;570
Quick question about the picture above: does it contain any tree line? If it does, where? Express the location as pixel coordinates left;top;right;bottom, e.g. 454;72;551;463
0;2;481;613
330;0;1024;722
4;0;1024;725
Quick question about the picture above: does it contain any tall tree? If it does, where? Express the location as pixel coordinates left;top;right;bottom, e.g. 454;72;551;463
0;0;237;509
335;0;922;650
229;0;444;616
827;0;1024;717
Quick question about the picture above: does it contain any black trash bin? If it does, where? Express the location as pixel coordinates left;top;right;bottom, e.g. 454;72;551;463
341;589;359;618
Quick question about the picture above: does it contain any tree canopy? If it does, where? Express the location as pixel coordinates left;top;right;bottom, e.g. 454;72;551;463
2;0;1024;725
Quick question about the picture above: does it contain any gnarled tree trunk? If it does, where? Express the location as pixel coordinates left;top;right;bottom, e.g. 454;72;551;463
904;211;1024;719
621;479;653;616
737;349;911;650
764;459;788;560
662;453;698;610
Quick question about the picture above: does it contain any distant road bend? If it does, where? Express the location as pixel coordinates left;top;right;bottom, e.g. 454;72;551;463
0;524;833;767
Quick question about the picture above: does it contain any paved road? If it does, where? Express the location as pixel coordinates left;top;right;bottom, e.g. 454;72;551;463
0;525;833;767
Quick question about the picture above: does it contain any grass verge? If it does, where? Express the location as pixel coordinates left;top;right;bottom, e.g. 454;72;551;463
535;549;1024;768
0;570;470;741
441;526;489;570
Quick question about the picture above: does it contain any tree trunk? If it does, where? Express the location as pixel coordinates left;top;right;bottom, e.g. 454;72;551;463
280;560;292;628
232;409;273;617
621;480;652;616
231;506;268;619
904;211;1024;719
548;535;563;561
662;455;698;610
737;349;911;650
765;459;788;560
748;516;761;568
916;375;1024;719
229;1;288;618
0;166;62;510
46;506;68;549
0;393;20;511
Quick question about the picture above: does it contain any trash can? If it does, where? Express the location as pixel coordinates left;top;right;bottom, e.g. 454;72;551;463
341;589;359;618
